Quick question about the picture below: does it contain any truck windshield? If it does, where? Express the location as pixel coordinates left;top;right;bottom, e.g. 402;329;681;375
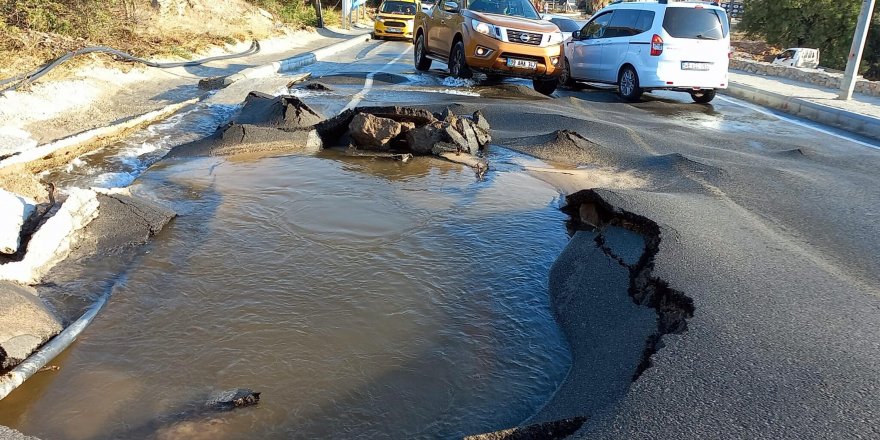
467;0;540;19
551;18;581;32
381;1;417;14
662;8;728;40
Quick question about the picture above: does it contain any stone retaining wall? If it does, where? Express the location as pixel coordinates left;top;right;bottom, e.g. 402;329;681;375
730;58;880;97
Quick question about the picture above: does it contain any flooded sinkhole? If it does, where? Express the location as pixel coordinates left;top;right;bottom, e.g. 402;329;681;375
1;149;575;439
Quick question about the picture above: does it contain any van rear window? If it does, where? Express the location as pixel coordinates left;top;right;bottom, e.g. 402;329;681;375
662;8;728;40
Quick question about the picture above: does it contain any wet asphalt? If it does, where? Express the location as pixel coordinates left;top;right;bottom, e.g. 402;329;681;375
236;39;880;438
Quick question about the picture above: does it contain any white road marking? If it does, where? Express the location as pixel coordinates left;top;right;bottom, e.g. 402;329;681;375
342;46;411;112
717;95;880;151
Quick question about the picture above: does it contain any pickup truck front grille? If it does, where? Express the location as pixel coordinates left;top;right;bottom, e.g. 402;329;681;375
384;21;406;27
506;30;542;45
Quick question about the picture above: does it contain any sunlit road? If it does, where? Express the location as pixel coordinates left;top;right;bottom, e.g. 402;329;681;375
281;39;880;439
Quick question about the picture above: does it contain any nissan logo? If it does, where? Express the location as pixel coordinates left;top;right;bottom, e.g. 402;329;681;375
519;34;530;43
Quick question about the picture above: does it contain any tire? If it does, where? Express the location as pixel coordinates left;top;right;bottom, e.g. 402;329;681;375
533;78;558;96
414;33;432;71
449;40;472;79
618;65;643;102
690;89;717;104
558;58;574;88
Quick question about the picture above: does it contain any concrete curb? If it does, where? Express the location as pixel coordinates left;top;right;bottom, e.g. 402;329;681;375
0;98;200;172
221;33;373;87
722;81;880;142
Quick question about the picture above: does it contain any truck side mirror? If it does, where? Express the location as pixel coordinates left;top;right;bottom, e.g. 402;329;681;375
571;30;579;40
443;1;459;12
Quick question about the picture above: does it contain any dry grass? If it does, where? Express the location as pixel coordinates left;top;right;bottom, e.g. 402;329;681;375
0;27;246;82
0;0;339;82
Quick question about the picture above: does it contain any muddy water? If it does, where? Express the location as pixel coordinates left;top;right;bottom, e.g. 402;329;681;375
1;150;572;439
43;102;240;191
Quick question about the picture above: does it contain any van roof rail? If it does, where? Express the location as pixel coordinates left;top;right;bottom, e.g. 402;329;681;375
610;0;721;5
610;0;664;4
609;0;721;5
666;0;723;5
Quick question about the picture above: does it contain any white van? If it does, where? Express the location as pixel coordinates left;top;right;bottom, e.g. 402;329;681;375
772;48;820;69
560;0;730;103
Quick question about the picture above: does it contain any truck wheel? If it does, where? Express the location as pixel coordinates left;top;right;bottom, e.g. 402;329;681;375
533;78;558;96
414;33;432;71
690;89;716;104
449;41;473;79
558;58;574;88
618;66;643;102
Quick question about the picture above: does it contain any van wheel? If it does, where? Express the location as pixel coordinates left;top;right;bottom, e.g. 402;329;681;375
449;41;472;79
414;33;432;71
618;66;643;102
533;78;558;96
558;58;574;88
690;89;716;104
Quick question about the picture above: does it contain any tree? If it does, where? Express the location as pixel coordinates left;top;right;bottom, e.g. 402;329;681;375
865;9;880;79
741;0;879;78
586;0;610;14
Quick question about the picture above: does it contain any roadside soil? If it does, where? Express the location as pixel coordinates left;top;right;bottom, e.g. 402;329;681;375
730;32;785;63
730;32;783;62
0;27;367;158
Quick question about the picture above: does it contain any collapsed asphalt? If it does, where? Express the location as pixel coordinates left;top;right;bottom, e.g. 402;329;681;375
278;39;880;439
5;39;879;439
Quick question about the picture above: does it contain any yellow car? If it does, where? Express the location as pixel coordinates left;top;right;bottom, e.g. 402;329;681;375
373;0;418;40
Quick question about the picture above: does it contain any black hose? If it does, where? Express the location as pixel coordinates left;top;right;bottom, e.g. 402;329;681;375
0;40;261;93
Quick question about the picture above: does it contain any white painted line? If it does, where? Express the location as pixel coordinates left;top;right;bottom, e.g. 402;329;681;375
342;46;411;112
717;95;880;151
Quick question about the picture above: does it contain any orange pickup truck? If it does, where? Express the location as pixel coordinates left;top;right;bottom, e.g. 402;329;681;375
413;0;564;95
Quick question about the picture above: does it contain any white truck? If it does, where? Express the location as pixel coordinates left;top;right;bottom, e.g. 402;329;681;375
772;48;820;69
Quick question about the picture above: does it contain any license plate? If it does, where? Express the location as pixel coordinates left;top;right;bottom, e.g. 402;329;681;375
506;58;538;69
682;62;711;71
386;27;403;33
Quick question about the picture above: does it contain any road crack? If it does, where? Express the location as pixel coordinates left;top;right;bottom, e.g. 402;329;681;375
563;190;695;382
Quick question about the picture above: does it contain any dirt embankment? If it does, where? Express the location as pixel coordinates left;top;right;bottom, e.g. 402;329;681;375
0;0;337;81
730;32;783;62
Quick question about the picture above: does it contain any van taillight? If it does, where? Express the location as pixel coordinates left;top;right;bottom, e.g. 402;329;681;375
650;34;663;56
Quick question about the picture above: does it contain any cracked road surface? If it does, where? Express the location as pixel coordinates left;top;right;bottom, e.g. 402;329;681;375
4;38;878;440
283;39;880;439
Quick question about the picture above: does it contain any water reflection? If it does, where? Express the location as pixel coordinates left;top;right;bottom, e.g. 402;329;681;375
1;150;572;439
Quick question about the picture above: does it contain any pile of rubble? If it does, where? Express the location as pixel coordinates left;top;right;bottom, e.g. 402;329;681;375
0;186;176;372
168;93;493;175
318;105;492;175
168;92;324;158
346;108;491;156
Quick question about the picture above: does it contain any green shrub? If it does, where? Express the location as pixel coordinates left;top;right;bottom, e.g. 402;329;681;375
741;0;879;79
246;0;319;27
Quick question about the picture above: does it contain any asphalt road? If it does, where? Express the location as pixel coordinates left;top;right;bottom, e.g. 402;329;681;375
277;39;880;439
3;34;876;440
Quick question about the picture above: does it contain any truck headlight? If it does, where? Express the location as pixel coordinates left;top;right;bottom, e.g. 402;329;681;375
471;19;499;39
406;19;414;28
547;31;563;45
